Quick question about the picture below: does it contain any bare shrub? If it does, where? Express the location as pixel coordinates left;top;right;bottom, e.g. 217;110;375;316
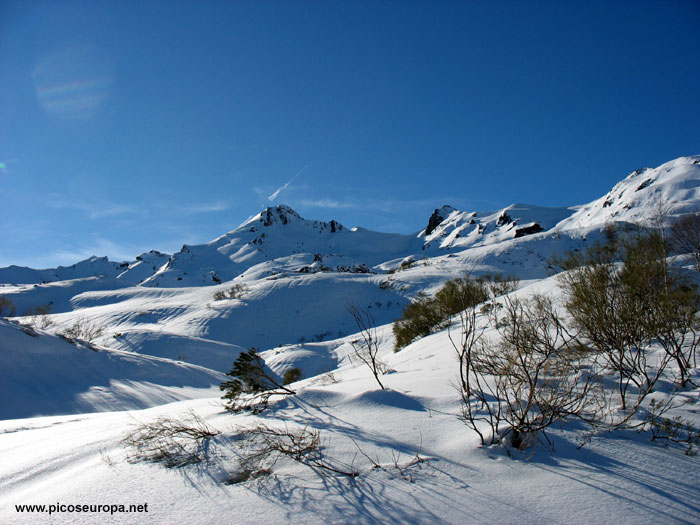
319;369;339;385
23;304;53;329
650;283;700;387
122;411;220;468
670;212;700;271
351;438;430;483
347;304;388;390
459;294;598;449
214;283;248;301
226;425;358;484
642;398;700;455
62;318;105;344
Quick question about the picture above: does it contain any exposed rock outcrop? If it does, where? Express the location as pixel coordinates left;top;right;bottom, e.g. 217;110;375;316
513;223;544;238
425;206;455;235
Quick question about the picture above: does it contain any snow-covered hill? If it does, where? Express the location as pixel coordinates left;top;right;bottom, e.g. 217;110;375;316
0;319;225;420
558;155;700;230
1;275;698;525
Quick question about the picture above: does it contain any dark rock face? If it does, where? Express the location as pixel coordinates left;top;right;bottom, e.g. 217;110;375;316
298;262;373;274
635;179;652;192
261;205;301;227
496;212;513;227
425;206;453;235
514;223;544;238
329;220;343;233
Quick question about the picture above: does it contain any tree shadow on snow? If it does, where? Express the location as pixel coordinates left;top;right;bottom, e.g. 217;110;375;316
516;423;700;523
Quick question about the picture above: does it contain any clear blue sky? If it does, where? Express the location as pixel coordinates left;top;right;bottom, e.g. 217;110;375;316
1;0;699;268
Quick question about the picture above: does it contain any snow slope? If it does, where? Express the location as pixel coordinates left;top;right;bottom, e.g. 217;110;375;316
0;276;698;524
0;319;225;419
558;155;700;230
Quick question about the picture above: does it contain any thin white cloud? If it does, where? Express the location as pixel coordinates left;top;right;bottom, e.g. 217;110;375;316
268;164;311;202
45;194;140;219
183;201;230;214
299;198;355;209
295;195;481;215
33;237;142;267
88;205;138;219
295;196;392;212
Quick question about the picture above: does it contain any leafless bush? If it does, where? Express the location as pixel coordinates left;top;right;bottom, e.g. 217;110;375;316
351;438;430;483
214;283;248;301
62;318;104;344
226;425;358;484
122;411;220;468
670;212;700;271
459;294;599;449
644;399;700;455
650;287;700;388
448;285;488;398
388;450;429;483
123;415;428;485
23;304;52;329
319;369;340;385
347;304;388;390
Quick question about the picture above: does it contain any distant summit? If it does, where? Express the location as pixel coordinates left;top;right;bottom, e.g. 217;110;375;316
259;205;301;226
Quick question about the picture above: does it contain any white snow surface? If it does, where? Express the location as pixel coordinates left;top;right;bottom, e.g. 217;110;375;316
0;319;225;420
1;155;700;523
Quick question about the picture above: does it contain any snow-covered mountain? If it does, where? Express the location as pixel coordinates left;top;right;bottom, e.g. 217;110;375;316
1;155;700;524
1;155;699;373
1;155;698;370
7;156;699;289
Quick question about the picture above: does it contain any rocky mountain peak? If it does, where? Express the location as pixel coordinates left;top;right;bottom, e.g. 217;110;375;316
260;205;302;227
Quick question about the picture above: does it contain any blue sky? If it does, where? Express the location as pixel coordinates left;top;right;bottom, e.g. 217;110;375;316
1;1;699;268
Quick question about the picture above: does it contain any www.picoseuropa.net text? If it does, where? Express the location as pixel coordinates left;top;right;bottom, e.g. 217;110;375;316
15;502;148;516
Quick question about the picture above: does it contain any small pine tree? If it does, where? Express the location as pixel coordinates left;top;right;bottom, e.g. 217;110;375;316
220;348;295;412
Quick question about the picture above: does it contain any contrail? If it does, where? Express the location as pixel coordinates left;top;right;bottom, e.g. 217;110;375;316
268;164;311;202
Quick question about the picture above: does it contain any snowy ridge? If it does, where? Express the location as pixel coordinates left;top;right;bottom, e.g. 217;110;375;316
420;203;575;250
557;155;700;230
0;256;128;286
